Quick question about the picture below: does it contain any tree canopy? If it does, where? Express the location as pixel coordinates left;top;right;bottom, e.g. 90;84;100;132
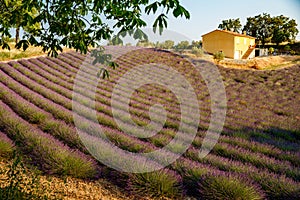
271;15;298;46
0;0;190;56
243;13;298;47
0;0;40;44
218;14;298;48
218;18;242;33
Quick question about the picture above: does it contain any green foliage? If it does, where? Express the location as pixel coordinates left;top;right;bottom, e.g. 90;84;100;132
243;13;273;47
218;18;242;33
0;0;40;44
128;170;182;199
213;51;225;62
191;40;202;48
198;174;265;200
0;52;11;59
252;173;300;199
284;45;291;51
181;167;209;196
136;40;155;48
0;0;190;57
174;40;190;53
243;13;298;47
191;47;204;57
271;16;298;46
157;40;175;49
268;47;275;55
290;50;296;55
107;35;123;46
0;0;190;78
0;136;14;159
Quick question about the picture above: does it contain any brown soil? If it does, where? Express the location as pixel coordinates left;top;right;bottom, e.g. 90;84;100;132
0;159;133;200
183;51;300;70
217;55;300;70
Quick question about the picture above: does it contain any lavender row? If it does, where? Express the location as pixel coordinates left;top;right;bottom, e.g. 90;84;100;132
0;131;15;158
0;68;159;155
1;60;213;172
212;142;299;180
52;53;190;116
6;60;194;139
0;69;73;123
219;135;300;167
5;56;298;175
17;57;185;123
0;100;97;178
184;148;300;198
2;57;297;176
0;81;85;151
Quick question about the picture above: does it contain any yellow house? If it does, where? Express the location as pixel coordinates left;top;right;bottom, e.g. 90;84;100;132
202;29;256;59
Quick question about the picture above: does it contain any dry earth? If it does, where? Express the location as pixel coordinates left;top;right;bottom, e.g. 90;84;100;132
183;51;300;70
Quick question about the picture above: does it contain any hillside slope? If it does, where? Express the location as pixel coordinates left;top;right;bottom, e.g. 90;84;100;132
0;47;299;199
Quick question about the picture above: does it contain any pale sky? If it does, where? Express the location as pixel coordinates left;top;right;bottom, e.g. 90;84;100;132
11;0;300;43
141;0;300;42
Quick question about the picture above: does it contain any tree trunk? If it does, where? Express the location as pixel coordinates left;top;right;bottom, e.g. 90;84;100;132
15;27;20;44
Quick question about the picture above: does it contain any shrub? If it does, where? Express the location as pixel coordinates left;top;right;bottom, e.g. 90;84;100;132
269;47;275;55
0;52;11;60
213;51;225;62
290;50;296;55
191;47;204;57
182;167;209;196
252;172;300;200
128;169;183;199
198;174;265;200
284;45;291;52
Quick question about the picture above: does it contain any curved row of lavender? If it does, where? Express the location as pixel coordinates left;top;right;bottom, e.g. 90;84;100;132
0;47;299;199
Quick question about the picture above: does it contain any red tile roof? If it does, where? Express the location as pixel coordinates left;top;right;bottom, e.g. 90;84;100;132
202;29;256;39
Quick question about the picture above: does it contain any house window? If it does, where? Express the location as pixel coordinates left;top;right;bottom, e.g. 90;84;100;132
244;38;247;45
236;38;240;44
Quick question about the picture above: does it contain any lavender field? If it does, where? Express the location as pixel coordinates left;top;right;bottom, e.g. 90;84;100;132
0;47;299;199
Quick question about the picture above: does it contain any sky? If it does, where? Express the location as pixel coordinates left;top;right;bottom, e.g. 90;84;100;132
10;0;300;44
140;0;300;42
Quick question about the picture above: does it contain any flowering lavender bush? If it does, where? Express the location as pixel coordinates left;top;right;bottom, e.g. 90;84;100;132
0;47;299;199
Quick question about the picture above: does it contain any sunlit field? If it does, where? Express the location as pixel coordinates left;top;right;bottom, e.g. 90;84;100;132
0;46;299;199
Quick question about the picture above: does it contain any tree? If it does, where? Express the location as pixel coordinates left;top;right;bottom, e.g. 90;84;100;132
159;40;175;49
243;13;298;48
243;13;273;47
271;15;298;47
0;0;190;56
218;18;242;33
0;0;39;44
174;40;189;53
191;40;202;48
136;40;155;47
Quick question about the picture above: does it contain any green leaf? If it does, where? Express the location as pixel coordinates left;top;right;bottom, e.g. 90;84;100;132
109;62;119;69
145;2;158;14
1;42;10;50
15;40;30;51
97;68;109;79
153;14;168;35
173;7;182;18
